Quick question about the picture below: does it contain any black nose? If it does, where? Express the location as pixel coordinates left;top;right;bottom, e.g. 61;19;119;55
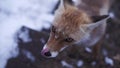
44;51;51;57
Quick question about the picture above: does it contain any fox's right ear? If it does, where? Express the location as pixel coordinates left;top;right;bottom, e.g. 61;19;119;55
91;15;109;22
56;0;73;14
79;15;110;46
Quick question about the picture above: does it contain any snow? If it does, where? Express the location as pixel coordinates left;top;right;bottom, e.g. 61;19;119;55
0;0;58;31
22;50;35;62
61;60;73;68
40;38;46;44
85;47;92;53
91;61;96;66
102;49;108;56
18;27;32;43
77;60;83;67
0;0;58;68
105;57;114;66
0;17;22;68
109;12;115;19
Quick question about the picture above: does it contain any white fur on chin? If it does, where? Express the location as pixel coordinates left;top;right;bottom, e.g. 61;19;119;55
50;51;58;57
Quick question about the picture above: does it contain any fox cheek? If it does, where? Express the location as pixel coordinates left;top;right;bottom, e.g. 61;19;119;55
60;46;68;52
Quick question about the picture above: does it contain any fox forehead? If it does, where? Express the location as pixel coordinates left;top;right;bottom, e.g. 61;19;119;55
54;8;92;30
52;8;92;39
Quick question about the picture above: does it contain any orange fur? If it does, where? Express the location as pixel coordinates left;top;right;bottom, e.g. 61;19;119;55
41;0;110;58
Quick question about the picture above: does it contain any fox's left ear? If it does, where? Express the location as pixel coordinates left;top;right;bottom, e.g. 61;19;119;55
80;15;110;46
55;0;74;14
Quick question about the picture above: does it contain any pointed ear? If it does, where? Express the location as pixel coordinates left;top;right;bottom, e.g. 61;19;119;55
80;15;110;46
91;15;109;22
56;0;73;13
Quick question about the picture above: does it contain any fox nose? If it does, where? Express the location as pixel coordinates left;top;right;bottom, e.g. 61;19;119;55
41;48;51;57
44;51;51;57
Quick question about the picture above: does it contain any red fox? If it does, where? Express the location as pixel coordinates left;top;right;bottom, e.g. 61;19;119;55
41;0;110;58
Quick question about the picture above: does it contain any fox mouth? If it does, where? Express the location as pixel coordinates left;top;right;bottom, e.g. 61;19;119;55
41;47;58;58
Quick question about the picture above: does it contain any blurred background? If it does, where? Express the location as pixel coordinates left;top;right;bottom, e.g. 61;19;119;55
0;0;120;68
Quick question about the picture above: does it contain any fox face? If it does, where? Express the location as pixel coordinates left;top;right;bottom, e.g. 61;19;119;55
41;0;109;58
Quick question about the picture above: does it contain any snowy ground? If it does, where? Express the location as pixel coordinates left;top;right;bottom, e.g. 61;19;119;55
0;0;58;68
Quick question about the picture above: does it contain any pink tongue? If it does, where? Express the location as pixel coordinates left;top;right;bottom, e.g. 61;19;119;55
41;48;49;55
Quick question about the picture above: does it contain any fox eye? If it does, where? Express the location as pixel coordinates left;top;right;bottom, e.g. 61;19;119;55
64;38;74;42
51;26;56;33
